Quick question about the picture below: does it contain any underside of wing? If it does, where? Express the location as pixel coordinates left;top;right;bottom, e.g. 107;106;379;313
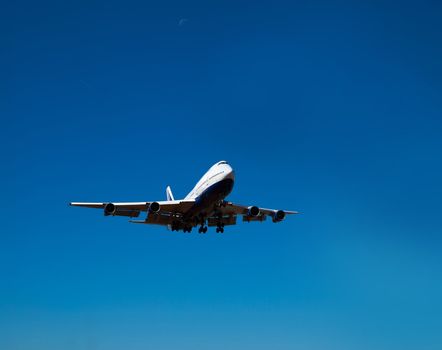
70;200;195;221
214;201;299;223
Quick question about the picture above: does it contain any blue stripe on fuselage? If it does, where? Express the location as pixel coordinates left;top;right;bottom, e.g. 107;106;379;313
197;178;234;203
185;178;234;218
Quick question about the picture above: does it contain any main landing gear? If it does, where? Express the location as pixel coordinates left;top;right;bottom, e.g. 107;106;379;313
216;223;225;233
198;225;208;234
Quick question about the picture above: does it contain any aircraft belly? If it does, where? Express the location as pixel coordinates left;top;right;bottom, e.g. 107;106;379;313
185;178;234;219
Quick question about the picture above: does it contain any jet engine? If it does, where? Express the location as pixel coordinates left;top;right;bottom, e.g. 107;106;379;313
248;206;260;217
103;203;140;218
104;203;116;216
272;210;286;222
148;201;161;213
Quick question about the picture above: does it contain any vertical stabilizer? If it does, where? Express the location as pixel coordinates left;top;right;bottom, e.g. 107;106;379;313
166;186;174;201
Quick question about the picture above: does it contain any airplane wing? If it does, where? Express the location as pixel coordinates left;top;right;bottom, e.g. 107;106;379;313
70;200;297;229
209;201;298;225
70;200;196;221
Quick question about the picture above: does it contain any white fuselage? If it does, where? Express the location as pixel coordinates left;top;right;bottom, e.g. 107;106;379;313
185;161;235;200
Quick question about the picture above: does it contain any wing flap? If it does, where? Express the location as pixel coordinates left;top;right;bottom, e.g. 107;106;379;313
111;209;140;218
242;215;267;222
130;213;175;226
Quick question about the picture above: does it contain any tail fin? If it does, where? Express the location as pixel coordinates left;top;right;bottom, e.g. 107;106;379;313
166;186;175;201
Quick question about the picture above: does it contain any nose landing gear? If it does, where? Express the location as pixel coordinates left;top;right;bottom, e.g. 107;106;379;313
198;225;208;234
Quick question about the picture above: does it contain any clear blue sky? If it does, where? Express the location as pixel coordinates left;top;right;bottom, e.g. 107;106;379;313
2;1;442;349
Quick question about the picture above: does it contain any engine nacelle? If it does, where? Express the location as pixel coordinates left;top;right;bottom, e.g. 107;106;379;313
272;210;286;222
148;201;160;213
104;203;116;216
248;206;260;217
103;203;140;218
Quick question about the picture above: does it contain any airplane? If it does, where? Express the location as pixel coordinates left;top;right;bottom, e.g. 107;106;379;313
70;161;298;233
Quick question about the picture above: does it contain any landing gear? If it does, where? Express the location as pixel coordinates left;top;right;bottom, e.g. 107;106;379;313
216;223;225;233
198;226;208;234
183;227;192;233
216;200;227;208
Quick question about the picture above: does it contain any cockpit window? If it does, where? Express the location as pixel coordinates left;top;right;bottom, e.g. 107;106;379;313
218;161;228;165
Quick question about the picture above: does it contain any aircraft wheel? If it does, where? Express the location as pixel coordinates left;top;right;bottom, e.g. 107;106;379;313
203;226;208;233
